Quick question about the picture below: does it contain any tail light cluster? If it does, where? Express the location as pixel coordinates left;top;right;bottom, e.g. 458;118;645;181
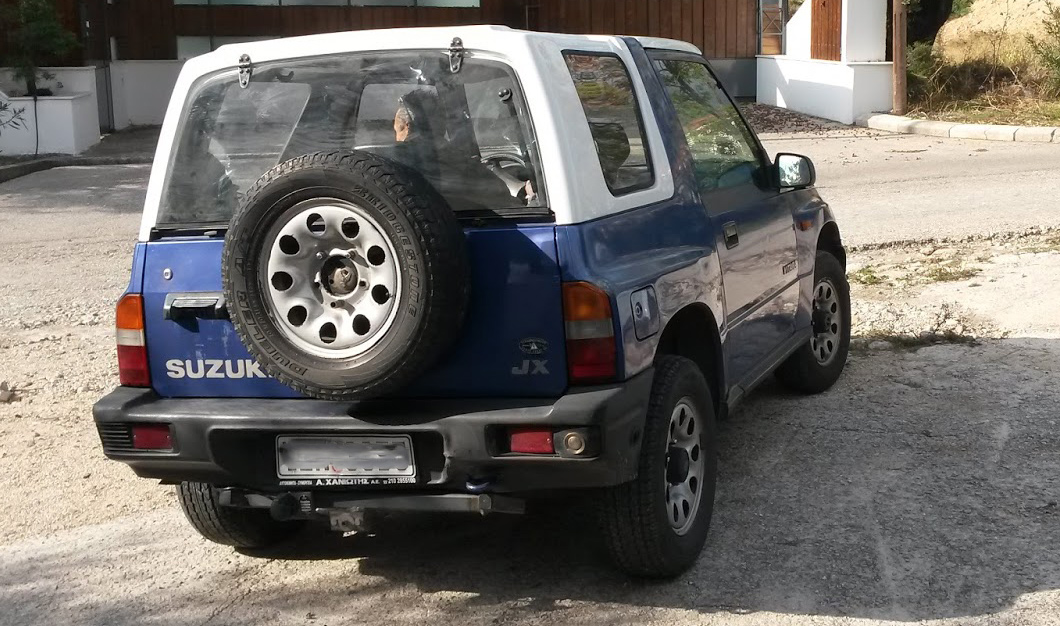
116;294;150;387
562;282;617;384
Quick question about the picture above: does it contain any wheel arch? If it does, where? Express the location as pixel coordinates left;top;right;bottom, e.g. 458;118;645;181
817;221;846;269
653;303;726;419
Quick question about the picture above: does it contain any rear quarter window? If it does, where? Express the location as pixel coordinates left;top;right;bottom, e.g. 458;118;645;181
563;53;655;196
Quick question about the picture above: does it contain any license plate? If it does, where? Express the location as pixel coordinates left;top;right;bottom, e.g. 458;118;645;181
276;435;416;486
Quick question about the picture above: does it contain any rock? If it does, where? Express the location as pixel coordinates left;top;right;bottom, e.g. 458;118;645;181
921;247;937;256
869;340;893;351
937;0;1051;64
0;390;14;403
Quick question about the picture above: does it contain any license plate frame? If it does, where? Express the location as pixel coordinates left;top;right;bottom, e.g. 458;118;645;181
275;435;416;487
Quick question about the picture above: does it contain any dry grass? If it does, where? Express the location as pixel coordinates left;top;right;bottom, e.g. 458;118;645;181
910;94;1060;125
923;261;982;283
849;266;885;286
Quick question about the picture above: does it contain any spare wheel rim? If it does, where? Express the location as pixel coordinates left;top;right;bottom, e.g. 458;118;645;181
260;197;403;360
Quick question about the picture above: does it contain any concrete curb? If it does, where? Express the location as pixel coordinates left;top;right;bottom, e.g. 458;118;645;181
0;154;153;184
858;113;1060;143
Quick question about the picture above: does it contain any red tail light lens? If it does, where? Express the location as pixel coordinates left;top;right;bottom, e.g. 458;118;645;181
562;282;617;384
116;294;150;387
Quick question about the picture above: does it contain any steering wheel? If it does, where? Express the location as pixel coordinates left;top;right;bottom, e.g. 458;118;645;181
481;152;534;200
482;152;527;169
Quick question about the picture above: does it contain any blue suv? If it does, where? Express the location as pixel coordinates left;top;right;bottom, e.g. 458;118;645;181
93;26;849;577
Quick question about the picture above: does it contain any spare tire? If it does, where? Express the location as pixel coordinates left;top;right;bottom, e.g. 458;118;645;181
222;150;469;401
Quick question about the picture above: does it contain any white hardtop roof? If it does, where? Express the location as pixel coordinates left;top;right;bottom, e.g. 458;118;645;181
630;36;702;55
140;24;687;239
207;25;702;64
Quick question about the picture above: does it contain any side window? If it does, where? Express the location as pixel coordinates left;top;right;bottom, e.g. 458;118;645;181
564;53;655;195
653;59;762;192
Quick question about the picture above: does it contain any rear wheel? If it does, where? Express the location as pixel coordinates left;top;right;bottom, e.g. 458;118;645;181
598;355;718;578
176;482;302;549
776;250;851;394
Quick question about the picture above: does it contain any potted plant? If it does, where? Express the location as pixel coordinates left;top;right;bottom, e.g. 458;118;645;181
0;0;79;97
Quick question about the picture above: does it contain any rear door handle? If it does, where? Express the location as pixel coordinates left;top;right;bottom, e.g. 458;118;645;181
163;292;229;320
723;222;740;249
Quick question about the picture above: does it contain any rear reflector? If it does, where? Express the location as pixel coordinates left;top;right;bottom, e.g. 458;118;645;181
131;424;172;450
116;294;150;387
509;427;555;455
562;282;616;384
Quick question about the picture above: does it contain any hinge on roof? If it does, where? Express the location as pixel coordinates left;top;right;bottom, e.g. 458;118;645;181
448;37;465;74
238;54;253;89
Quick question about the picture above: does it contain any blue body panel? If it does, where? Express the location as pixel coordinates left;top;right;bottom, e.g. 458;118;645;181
140;226;567;399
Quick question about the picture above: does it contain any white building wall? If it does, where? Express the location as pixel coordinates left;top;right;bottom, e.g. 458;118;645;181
0;92;99;154
850;62;894;119
757;57;892;125
758;57;854;123
785;2;812;59
841;0;888;62
0;66;101;154
110;61;185;129
757;0;893;124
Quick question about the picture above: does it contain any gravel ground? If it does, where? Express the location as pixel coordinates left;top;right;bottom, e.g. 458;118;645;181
742;103;880;138
0;165;171;539
2;137;1060;625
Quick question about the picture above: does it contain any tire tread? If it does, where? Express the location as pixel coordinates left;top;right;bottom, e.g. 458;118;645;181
599;355;717;578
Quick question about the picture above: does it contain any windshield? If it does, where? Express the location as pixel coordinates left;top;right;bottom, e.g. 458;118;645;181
158;51;546;225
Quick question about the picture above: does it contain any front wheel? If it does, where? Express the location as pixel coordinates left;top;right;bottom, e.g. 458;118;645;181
776;250;851;394
598;355;718;578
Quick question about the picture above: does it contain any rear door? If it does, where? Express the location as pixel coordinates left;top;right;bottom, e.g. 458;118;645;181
650;53;799;384
141;51;567;399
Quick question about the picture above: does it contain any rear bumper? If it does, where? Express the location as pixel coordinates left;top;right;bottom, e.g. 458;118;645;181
91;370;653;494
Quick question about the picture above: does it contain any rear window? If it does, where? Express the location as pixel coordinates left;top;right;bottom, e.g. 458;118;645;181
563;53;654;195
158;52;546;225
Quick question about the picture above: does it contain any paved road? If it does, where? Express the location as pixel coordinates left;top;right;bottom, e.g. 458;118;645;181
760;132;1060;246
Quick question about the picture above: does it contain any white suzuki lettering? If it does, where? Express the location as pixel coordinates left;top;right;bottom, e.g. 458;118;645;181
205;359;226;379
164;359;268;380
246;360;268;379
184;360;206;379
166;359;185;379
224;359;246;378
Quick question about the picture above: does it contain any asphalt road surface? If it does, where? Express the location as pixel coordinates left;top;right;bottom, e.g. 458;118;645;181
1;131;1059;626
761;131;1060;246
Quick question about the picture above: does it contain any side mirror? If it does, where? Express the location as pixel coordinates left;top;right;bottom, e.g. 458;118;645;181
775;153;816;189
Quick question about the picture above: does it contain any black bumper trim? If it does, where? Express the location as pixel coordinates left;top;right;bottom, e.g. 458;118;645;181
92;370;653;493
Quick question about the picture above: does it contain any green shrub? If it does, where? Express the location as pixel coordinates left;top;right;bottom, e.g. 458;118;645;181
952;0;975;17
0;0;79;96
1029;2;1060;96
